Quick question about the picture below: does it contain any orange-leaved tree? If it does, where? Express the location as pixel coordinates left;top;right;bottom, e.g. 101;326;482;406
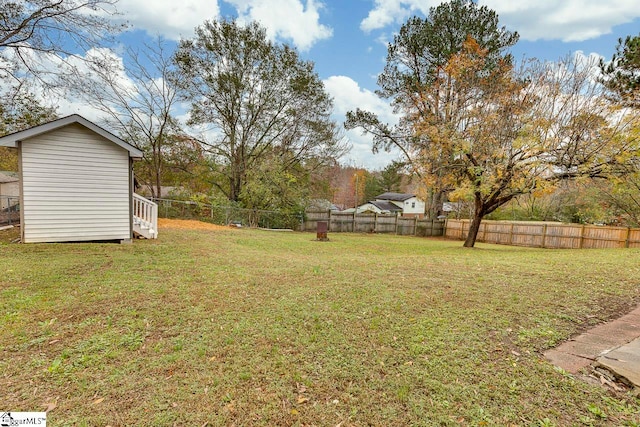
412;37;543;247
415;44;635;246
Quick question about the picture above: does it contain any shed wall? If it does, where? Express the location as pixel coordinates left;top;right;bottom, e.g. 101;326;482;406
20;123;131;242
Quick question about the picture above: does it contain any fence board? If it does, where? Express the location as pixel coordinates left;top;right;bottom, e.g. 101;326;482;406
397;217;417;236
629;229;640;248
446;219;640;249
303;210;444;237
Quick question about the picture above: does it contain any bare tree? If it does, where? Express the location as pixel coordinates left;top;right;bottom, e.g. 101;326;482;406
0;0;121;90
176;19;349;204
64;39;183;198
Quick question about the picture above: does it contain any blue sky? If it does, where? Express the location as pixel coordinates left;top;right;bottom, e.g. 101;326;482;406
35;0;640;169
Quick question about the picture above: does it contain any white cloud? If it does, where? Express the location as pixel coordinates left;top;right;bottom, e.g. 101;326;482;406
115;0;331;51
324;75;401;169
481;0;640;42
361;0;640;42
360;0;441;32
117;0;220;39
225;0;332;51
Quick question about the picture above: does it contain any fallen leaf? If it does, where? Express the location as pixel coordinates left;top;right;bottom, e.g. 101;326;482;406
172;402;178;408
43;402;57;412
290;409;299;415
48;340;60;345
92;398;105;405
209;356;217;362
297;396;309;404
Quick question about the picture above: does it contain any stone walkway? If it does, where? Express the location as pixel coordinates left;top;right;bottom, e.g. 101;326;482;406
544;304;640;387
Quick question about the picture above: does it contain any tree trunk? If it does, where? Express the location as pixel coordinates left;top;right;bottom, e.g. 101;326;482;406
463;196;484;247
155;170;162;199
427;189;446;219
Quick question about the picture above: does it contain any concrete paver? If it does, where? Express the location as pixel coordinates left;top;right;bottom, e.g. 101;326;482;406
596;339;640;387
573;332;621;347
588;320;640;341
544;349;593;373
558;339;614;359
618;312;640;324
544;304;640;385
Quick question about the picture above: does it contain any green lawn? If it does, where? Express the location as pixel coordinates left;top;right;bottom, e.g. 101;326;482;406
1;226;640;426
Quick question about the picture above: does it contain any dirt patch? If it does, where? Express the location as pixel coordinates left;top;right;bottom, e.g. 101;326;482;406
157;218;232;231
0;225;20;243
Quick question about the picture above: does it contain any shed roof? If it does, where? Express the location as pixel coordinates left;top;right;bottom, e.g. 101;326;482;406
374;192;415;202
0;114;143;159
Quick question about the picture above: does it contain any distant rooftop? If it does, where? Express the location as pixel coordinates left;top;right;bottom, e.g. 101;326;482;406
369;200;403;212
374;192;415;202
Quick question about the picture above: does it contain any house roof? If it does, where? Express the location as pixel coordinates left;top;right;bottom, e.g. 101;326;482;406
374;192;415;202
369;200;403;212
0;171;18;183
0;114;143;159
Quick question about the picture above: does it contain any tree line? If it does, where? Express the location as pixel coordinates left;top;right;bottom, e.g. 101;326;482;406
1;0;639;247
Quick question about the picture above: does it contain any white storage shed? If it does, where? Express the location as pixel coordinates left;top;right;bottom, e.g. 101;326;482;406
0;114;157;243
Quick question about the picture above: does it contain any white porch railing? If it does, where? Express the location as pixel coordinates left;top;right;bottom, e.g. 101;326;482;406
133;193;158;239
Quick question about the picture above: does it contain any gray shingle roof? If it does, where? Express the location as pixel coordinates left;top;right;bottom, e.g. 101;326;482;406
374;192;414;202
369;200;402;212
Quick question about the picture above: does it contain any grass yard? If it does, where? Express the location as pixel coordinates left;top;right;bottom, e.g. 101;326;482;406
2;223;640;426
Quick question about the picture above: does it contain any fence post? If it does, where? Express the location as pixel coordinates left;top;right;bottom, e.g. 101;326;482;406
625;227;631;248
395;213;399;235
353;211;356;232
414;216;418;236
509;223;515;245
579;224;586;249
328;209;332;232
541;224;547;248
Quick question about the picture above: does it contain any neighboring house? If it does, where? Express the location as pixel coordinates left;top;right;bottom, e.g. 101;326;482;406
0;171;19;210
356;200;403;215
372;192;426;217
0;115;158;243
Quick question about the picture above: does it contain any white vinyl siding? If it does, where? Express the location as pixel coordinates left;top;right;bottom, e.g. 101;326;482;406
21;124;131;243
401;197;425;216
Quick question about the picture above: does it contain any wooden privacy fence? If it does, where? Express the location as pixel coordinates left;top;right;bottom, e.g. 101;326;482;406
445;219;640;249
304;210;444;237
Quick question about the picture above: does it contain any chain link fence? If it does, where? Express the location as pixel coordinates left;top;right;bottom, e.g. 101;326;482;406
150;198;304;230
0;195;19;226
